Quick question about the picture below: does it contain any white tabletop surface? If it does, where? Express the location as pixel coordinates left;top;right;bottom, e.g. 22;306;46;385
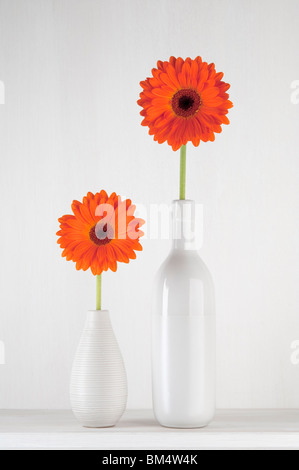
0;409;299;450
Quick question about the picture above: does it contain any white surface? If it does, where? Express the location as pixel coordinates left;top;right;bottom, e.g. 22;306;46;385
0;0;299;411
70;311;127;428
152;200;215;428
0;410;299;450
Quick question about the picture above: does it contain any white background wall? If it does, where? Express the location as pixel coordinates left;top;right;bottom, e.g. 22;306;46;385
0;0;298;410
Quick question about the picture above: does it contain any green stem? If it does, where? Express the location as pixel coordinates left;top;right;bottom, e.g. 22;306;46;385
179;144;187;200
96;274;102;311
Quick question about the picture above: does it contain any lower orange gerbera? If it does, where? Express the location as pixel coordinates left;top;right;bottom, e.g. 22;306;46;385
138;56;233;151
57;191;144;275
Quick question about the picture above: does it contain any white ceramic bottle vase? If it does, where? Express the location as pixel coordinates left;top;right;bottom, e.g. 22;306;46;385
70;310;127;428
152;200;216;428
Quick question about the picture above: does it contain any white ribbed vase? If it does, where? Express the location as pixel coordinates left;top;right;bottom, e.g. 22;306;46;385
70;310;127;428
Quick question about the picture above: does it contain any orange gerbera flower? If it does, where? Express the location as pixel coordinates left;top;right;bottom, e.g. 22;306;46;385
57;191;144;275
138;56;233;151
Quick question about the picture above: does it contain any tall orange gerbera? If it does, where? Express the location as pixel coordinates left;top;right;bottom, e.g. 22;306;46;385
57;191;144;309
138;56;232;151
138;56;233;199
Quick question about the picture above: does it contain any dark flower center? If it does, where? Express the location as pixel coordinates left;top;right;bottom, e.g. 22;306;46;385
89;222;114;246
171;89;202;118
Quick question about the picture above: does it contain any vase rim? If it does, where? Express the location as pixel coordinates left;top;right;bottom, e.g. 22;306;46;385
172;199;195;204
87;310;110;321
88;309;109;313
